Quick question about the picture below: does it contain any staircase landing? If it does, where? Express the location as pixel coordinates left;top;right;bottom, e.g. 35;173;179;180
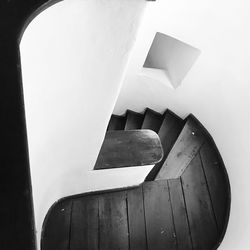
41;109;230;250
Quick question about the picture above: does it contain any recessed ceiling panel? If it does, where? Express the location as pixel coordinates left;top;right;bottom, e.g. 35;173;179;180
144;32;201;88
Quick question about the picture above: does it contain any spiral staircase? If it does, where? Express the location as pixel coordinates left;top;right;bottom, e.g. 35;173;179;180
41;108;230;250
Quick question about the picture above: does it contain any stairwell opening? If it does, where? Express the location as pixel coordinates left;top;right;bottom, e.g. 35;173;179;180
142;32;201;89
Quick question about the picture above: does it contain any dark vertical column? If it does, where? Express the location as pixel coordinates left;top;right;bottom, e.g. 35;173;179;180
0;37;36;250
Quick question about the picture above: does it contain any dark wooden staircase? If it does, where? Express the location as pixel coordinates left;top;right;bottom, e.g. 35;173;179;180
41;108;230;250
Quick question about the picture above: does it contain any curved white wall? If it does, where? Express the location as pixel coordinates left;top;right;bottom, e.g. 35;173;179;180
20;0;149;247
114;0;250;249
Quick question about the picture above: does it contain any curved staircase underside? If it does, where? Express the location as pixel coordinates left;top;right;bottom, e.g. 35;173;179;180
41;108;230;250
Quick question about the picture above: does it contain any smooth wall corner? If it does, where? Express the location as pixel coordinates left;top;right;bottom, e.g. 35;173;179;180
143;32;201;88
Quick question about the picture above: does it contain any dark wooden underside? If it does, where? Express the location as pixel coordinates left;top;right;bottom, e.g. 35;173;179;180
42;110;230;250
94;130;163;170
42;154;230;250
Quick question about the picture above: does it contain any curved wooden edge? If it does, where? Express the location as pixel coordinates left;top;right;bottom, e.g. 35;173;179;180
94;130;163;170
187;114;231;250
40;185;141;249
41;113;231;250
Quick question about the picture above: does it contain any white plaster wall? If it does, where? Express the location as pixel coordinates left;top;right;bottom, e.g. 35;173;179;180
114;0;250;249
20;0;150;247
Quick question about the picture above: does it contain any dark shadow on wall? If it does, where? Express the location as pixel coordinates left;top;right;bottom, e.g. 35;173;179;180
0;1;62;249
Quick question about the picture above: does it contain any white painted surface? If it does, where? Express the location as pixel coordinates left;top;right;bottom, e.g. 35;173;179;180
144;32;201;88
114;0;250;249
20;0;149;246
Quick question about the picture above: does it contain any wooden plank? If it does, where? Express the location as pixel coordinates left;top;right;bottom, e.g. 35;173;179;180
70;197;99;250
145;110;184;181
155;115;205;180
41;200;72;250
94;130;163;170
99;191;129;250
107;114;126;131
127;186;147;250
141;108;163;132
168;178;193;250
181;153;218;250
200;141;230;235
143;180;177;250
124;110;144;130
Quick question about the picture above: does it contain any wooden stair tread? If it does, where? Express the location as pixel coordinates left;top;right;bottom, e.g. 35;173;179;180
155;115;205;180
107;114;126;131
145;110;184;181
124;110;144;130
141;108;163;133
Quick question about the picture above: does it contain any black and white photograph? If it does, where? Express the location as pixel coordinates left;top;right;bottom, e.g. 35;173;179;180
1;0;249;249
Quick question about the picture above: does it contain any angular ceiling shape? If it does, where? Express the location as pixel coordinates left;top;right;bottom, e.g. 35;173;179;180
143;32;201;88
